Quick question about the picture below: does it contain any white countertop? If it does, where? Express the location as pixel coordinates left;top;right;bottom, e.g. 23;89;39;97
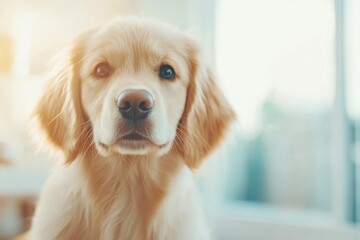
0;168;49;198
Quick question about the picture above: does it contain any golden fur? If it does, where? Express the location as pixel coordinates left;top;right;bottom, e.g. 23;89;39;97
29;17;235;240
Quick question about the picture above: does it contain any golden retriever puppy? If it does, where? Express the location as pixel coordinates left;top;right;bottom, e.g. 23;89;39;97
29;17;235;240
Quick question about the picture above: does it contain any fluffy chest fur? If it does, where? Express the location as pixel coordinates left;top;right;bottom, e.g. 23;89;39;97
29;154;208;240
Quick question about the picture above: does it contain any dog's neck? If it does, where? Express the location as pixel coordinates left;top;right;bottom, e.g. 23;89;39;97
79;149;185;239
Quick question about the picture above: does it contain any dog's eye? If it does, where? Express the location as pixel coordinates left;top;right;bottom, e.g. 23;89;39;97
94;62;111;78
158;64;175;80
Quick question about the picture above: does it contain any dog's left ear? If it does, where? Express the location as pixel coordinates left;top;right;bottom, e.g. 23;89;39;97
33;31;92;162
175;45;236;169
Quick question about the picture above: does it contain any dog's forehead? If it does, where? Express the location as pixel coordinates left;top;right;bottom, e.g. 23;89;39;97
90;21;175;51
80;20;194;77
84;19;194;60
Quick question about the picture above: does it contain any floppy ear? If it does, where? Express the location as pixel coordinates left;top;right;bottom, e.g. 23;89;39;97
175;49;236;169
34;32;91;162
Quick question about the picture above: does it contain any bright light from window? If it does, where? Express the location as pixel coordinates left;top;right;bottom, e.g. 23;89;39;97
216;0;335;136
11;8;33;76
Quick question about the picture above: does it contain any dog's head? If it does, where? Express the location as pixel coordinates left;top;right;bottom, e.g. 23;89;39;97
35;17;235;169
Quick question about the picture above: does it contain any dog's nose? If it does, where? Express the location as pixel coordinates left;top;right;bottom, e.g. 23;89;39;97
116;90;154;121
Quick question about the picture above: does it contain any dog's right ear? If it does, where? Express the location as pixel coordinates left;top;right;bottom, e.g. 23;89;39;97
174;41;236;169
34;31;93;162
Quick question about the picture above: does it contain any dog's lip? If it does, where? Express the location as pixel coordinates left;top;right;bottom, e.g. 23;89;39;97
120;132;148;141
99;132;169;150
100;131;162;146
98;132;149;148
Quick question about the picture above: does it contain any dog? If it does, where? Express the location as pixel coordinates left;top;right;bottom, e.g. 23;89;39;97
29;17;235;240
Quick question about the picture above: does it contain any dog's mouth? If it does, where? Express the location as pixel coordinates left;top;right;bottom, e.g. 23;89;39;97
113;131;152;150
109;130;154;149
99;131;150;148
121;132;148;141
97;130;170;156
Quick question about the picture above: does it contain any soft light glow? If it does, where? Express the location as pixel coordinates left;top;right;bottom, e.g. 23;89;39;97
216;0;335;135
11;8;33;76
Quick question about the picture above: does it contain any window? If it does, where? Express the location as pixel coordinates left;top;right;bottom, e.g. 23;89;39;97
217;0;334;210
214;0;360;239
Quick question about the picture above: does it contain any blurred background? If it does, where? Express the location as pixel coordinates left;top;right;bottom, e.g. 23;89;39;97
0;0;359;239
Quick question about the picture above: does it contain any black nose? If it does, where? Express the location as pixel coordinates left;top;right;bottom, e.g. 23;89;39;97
116;90;154;122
